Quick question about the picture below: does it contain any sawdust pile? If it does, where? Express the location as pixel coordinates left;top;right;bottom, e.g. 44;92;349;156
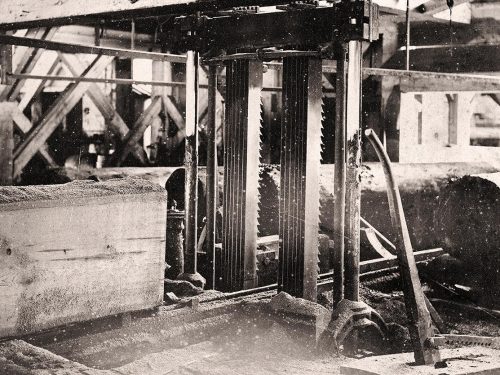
0;177;165;204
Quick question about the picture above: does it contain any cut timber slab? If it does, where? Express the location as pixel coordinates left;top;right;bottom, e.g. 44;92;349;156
341;347;500;375
0;177;167;338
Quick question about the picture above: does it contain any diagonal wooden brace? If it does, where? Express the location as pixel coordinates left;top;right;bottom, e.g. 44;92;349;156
113;95;163;166
13;55;114;178
58;52;147;165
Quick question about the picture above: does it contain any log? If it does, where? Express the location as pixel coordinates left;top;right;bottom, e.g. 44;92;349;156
43;162;499;251
0;178;167;338
435;173;500;304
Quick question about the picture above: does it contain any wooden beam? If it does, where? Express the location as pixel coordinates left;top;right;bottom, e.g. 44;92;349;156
58;53;147;165
0;0;291;30
163;96;185;133
114;96;163;167
0;103;15;185
0;178;167;338
384;44;500;73
1;28;58;102
414;0;469;15
163;96;187;150
0;28;43;99
13;55;113;178
11;107;57;167
0;34;186;63
363;68;500;92
18;52;60;111
401;76;500;92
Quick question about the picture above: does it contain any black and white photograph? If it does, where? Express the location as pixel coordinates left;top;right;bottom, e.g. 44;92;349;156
0;0;499;373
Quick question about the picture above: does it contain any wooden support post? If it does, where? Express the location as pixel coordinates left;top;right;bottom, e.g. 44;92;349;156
179;51;205;289
0;43;12;86
333;43;347;306
344;41;363;302
206;65;218;290
278;57;322;302
216;59;262;292
0;103;15;185
446;93;458;145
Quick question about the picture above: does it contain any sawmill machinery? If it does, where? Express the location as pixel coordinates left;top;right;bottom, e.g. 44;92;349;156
161;0;441;365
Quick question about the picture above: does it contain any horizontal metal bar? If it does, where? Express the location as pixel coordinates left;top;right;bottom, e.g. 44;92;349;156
7;72;187;87
203;50;322;65
265;62;500;86
0;34;186;63
222;247;444;298
8;72;335;92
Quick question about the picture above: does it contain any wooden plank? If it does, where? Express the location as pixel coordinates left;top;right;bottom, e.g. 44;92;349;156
58;53;147;165
0;178;166;338
11;107;57;167
13;55;114;178
0;103;15;185
344;40;362;302
0;34;186;63
114;96;163;167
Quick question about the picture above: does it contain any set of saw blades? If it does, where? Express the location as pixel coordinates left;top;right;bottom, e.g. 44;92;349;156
216;57;323;299
217;59;262;292
279;57;323;301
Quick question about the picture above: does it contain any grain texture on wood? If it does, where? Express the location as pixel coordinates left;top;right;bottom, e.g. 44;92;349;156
0;177;167;338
